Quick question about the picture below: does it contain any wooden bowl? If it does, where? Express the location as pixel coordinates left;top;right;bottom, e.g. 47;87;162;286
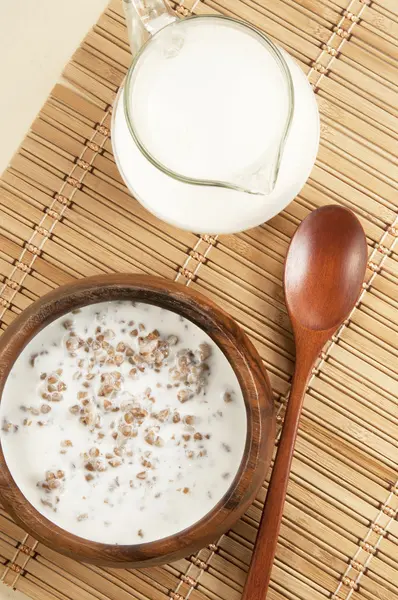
0;274;275;567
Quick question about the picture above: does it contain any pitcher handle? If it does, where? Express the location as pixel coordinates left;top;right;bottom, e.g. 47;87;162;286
122;0;177;56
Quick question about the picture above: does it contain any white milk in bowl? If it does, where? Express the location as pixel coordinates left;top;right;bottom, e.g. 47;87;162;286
0;302;247;545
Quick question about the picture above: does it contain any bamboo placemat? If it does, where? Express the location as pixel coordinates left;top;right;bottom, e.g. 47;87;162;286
0;0;397;598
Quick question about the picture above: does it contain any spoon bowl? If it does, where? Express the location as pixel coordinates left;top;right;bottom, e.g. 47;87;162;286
285;205;368;331
242;205;368;600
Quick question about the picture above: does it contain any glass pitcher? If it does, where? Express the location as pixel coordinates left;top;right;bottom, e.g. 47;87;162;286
120;0;294;196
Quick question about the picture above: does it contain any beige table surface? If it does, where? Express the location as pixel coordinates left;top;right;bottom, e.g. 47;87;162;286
0;0;109;176
0;1;109;596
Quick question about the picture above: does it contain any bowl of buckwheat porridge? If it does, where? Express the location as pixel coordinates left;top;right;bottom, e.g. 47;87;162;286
0;275;275;567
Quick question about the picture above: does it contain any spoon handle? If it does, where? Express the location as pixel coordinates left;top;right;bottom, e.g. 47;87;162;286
241;347;318;600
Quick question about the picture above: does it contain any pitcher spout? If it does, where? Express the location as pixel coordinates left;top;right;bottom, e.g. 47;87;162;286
235;130;291;196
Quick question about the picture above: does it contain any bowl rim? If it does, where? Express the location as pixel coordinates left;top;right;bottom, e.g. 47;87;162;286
0;274;275;567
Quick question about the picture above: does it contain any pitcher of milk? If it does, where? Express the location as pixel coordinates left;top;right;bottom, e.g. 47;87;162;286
111;0;320;233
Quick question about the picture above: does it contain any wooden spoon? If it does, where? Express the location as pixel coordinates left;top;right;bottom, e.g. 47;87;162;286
242;205;368;600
